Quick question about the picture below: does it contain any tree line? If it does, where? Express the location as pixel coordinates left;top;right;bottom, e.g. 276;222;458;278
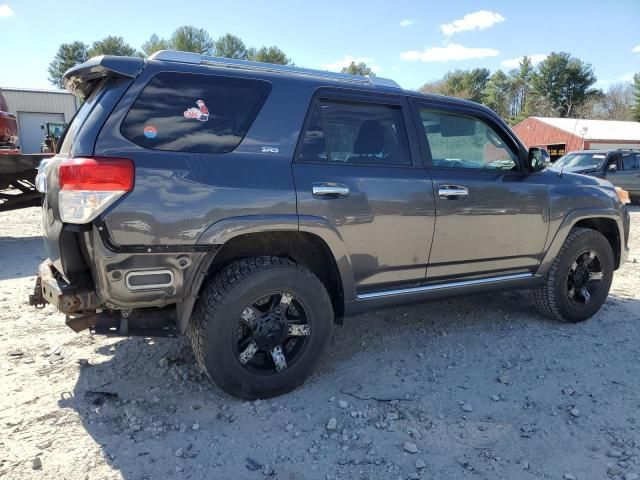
48;34;640;123
419;52;640;123
47;26;293;88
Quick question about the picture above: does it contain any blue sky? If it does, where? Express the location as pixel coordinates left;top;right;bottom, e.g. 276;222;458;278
0;0;638;91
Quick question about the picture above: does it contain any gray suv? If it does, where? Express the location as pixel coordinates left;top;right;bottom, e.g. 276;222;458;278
30;51;631;399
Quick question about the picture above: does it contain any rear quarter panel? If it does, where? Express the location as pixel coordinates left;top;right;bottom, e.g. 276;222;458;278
94;62;315;247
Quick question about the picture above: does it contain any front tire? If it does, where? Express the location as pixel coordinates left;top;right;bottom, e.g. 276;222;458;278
189;256;333;399
533;228;614;323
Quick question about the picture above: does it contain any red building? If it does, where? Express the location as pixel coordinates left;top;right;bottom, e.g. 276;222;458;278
513;117;640;161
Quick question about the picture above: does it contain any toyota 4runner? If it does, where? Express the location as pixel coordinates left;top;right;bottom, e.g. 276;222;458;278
30;51;631;399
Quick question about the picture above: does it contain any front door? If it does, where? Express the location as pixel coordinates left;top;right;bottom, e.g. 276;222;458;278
293;92;435;294
411;102;549;280
608;152;640;194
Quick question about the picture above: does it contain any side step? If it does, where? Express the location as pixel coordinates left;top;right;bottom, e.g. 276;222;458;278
66;307;178;338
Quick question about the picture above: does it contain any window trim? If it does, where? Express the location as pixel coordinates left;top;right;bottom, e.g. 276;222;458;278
119;71;272;155
622;153;639;170
408;97;527;174
294;87;421;168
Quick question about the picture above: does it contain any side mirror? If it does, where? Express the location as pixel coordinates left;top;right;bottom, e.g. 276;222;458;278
527;147;547;172
608;164;617;173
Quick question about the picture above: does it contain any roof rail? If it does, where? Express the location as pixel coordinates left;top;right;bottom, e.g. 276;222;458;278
148;50;401;89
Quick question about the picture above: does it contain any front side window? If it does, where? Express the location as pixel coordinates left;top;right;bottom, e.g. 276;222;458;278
419;109;517;170
299;100;411;166
121;72;271;154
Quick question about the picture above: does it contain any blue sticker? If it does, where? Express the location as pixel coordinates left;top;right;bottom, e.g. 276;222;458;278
144;125;157;138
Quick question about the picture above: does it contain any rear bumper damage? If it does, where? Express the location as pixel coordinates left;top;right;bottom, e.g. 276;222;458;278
29;258;180;337
29;259;98;314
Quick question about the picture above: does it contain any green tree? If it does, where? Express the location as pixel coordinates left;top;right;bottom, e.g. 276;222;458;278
169;26;214;55
632;73;640;122
508;56;534;121
88;36;138;57
419;79;446;96
482;70;512;118
141;34;169;57
48;41;88;88
341;61;374;76
421;68;489;103
531;52;598;117
247;46;291;65
214;33;248;59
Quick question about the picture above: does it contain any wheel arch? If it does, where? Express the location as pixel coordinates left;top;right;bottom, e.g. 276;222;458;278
176;216;354;333
537;208;624;277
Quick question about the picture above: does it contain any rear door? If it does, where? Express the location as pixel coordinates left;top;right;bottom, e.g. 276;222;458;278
410;100;549;280
293;90;435;294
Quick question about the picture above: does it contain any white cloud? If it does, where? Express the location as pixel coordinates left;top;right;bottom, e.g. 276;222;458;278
0;4;13;18
324;55;381;73
501;54;547;69
632;45;640;53
440;10;504;36
399;19;413;27
400;43;499;62
619;72;635;82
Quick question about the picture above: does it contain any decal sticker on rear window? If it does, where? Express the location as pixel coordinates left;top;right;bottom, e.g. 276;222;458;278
183;99;209;122
143;125;157;138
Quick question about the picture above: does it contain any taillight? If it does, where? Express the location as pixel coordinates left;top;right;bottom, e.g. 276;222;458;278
58;157;134;224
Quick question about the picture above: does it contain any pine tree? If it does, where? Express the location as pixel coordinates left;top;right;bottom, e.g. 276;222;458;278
632;73;640;122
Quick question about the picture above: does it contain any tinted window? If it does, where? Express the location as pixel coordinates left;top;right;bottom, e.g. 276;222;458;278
622;153;639;170
419;109;517;170
299;106;328;162
121;72;271;154
299;100;411;166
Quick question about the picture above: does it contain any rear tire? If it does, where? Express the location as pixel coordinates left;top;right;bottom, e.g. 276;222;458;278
189;256;333;399
533;228;614;323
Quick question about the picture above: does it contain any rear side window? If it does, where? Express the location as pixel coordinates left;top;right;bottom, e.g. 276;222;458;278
299;100;411;166
121;72;271;154
622;153;639;170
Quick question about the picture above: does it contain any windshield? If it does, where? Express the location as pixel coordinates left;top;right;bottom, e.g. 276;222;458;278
549;152;607;172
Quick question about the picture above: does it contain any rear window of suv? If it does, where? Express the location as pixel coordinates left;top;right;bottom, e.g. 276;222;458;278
121;72;271;154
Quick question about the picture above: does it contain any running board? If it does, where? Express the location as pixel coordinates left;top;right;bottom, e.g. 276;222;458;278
356;273;534;300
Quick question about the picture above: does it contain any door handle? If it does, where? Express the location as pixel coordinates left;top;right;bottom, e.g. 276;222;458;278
438;185;469;199
312;183;350;198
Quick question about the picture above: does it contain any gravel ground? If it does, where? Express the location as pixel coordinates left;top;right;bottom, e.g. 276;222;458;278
1;206;639;480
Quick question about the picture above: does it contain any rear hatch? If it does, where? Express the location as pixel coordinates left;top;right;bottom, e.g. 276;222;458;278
41;56;144;280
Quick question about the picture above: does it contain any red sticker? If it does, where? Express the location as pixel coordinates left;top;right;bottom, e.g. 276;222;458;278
183;99;209;122
143;125;157;138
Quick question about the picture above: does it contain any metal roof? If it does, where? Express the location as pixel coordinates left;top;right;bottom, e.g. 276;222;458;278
1;87;72;95
148;50;402;89
533;117;640;141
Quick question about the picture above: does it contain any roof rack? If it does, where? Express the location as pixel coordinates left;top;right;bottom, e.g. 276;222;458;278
148;50;401;89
